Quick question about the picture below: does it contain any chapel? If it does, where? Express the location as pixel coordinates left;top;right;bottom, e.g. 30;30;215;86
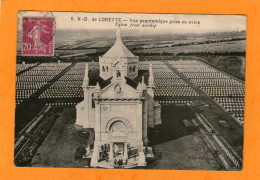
75;27;161;168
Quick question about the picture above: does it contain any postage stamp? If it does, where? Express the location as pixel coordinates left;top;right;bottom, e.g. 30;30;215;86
22;17;54;56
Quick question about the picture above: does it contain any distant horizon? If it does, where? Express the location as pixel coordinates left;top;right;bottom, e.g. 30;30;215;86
17;28;246;40
52;29;246;40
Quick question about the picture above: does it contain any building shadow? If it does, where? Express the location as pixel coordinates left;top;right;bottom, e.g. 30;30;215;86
148;104;199;146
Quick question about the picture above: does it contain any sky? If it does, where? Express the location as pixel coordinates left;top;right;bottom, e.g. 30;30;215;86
17;11;246;33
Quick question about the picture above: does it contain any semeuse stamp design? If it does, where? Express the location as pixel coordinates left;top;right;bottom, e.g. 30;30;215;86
22;17;54;56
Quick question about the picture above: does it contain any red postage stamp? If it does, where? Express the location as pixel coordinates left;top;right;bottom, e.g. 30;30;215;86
22;17;55;56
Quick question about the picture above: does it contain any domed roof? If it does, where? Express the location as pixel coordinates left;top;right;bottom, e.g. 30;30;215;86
103;28;136;58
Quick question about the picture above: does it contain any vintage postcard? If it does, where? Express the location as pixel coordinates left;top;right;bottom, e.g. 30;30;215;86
15;11;246;170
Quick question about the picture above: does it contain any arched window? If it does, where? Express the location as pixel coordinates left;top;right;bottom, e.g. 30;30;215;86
129;66;132;72
106;66;108;72
102;66;105;72
133;66;136;72
91;93;95;108
116;70;121;78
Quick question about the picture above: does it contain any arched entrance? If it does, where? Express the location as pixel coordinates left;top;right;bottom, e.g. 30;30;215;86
105;117;133;163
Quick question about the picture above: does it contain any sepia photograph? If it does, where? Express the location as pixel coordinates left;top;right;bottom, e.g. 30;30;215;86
14;11;246;170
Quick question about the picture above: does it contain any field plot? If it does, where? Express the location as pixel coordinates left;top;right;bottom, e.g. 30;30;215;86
15;61;202;107
16;63;37;74
15;63;71;106
139;61;199;101
16;60;245;119
39;63;85;103
38;62;99;106
168;60;245;124
196;56;245;80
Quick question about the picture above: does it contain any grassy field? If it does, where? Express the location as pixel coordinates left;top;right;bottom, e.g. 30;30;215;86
151;133;220;170
196;55;245;80
133;40;246;55
146;104;221;170
31;108;94;168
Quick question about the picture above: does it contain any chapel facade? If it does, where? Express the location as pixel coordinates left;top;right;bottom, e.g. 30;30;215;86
75;28;161;168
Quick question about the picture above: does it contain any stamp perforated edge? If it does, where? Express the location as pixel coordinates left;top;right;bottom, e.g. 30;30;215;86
20;12;56;57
